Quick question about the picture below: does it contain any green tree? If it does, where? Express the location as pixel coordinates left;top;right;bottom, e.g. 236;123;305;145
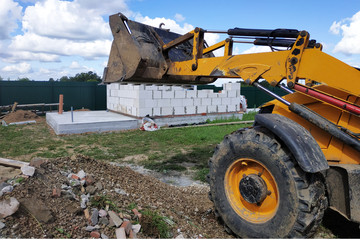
59;76;70;82
0;76;3;81
49;77;55;82
70;71;101;82
18;77;30;81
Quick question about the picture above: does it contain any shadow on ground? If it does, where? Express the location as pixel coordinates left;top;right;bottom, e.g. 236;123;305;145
323;209;360;238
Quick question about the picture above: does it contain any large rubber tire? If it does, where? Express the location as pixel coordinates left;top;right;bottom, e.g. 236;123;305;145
208;127;328;238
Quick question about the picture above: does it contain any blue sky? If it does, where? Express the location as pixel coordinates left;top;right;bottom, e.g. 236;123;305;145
0;0;360;84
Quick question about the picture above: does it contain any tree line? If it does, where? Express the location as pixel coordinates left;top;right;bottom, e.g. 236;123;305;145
0;71;102;82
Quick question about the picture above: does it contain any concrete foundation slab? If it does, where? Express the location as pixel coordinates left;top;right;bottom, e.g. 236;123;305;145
153;113;243;127
46;111;139;135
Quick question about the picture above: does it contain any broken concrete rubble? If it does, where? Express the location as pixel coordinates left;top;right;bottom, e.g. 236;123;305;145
108;211;123;227
0;197;20;219
20;165;35;177
19;197;54;223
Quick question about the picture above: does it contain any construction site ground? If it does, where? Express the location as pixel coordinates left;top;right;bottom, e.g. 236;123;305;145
0;111;359;238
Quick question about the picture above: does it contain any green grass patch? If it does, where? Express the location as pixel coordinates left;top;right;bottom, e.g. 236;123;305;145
140;209;172;238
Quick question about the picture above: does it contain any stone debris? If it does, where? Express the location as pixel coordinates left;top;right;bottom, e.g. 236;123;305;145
91;208;99;225
0;221;5;230
20;165;35;177
99;209;107;218
85;225;100;232
77;170;86;179
90;231;101;238
0;197;20;218
19;197;54;223
99;217;109;226
132;208;142;220
101;233;109;239
80;194;90;209
95;181;103;190
121;221;132;235
115;188;129;196
29;158;48;168
108;211;123;227
86;185;97;195
115;227;127;239
52;188;61;197
132;224;141;234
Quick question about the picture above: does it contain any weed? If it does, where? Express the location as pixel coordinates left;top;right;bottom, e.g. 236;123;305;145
15;177;25;184
140;209;172;238
241;110;257;121
127;202;137;210
90;195;119;212
55;228;71;238
194;168;209;182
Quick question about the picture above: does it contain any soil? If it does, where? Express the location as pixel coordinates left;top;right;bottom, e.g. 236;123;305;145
0;155;232;239
0;155;356;238
2;110;43;124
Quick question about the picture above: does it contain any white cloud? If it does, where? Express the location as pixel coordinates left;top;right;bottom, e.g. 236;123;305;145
240;46;272;54
331;11;360;55
75;0;131;16
70;61;81;69
134;14;194;34
2;62;32;74
0;0;22;40
174;13;185;22
22;0;111;41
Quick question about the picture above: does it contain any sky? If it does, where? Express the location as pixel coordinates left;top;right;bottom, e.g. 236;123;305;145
1;0;360;85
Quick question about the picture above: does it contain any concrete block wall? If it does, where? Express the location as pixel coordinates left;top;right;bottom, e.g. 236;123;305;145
107;82;243;118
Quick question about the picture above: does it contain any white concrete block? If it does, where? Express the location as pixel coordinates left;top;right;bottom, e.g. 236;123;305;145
218;92;227;98
158;85;172;91
131;107;138;116
224;82;240;90
145;84;158;90
197;90;210;98
112;83;120;90
133;84;145;90
126;106;132;115
161;107;173;116
138;90;153;99
110;90;118;97
183;98;194;106
145;99;157;108
231;98;240;105
236;89;241;97
156;99;171;107
186;90;197;98
208;92;218;98
227;105;236;112
201;98;212;106
174;106;185;115
227;90;237;98
197;106;207;114
218;105;227;113
175;90;186;99
222;98;231;105
172;85;183;91
153;90;162;99
185;106;196;114
171;98;183;107
193;99;201;106
152;107;161;116
138;107;153;117
212;98;222;106
208;105;217;113
162;90;174;99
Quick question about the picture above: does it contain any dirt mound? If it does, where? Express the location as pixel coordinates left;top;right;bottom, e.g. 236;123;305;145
0;155;232;239
2;110;40;124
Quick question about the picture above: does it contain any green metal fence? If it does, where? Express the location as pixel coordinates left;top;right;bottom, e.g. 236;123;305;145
241;86;288;108
199;84;288;108
0;81;286;112
0;81;106;111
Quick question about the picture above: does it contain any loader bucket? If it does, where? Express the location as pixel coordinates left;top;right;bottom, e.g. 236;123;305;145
103;13;215;84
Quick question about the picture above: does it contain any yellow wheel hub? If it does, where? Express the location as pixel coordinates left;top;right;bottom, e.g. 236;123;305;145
224;158;279;223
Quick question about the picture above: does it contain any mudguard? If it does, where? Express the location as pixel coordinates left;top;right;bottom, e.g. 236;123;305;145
254;113;329;173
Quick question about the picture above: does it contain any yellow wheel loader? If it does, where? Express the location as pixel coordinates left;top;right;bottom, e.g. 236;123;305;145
103;13;360;238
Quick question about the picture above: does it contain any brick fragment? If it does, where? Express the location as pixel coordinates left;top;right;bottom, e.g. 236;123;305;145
121;221;132;235
52;188;61;197
90;231;100;238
